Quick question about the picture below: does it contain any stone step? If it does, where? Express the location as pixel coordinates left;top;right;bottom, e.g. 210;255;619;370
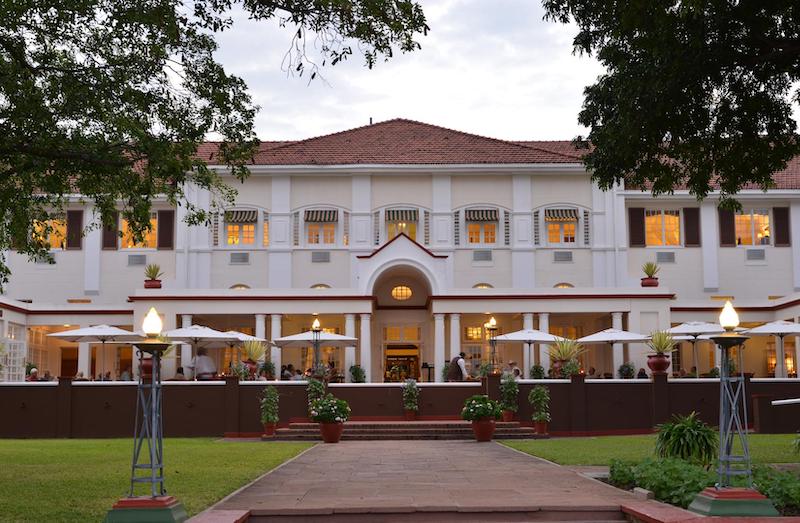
271;433;545;440
287;421;525;430
245;509;625;522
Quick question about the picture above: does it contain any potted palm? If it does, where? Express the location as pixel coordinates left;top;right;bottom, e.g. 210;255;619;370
144;264;163;289
260;360;276;380
618;361;636;379
310;393;350;443
402;379;420;420
241;340;266;378
499;374;519;421
549;338;585;377
647;330;676;374
530;364;545;379
529;385;550;435
641;262;660;287
349;364;366;383
260;385;279;436
461;394;502;442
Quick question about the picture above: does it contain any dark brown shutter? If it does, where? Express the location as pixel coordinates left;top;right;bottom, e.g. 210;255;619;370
774;207;790;247
719;209;735;247
683;208;700;247
157;210;175;249
628;208;645;247
102;212;119;250
66;210;83;250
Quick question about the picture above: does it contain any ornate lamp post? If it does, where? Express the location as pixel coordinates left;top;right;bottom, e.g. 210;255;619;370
485;316;499;374
688;301;777;516
311;317;323;378
105;307;187;523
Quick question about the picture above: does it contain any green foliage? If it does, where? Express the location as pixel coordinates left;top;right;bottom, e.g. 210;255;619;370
478;362;493;377
708;367;720;378
530;364;545;379
259;385;279;424
655;412;718;467
629;458;715;508
560;359;581;378
441;362;451;381
609;459;636;490
309;394;351;423
306;378;326;412
349;364;366;383
241;340;266;362
260;360;275;378
618;362;635;379
647;331;676;355
752;466;800;515
402;379;420;411
230;360;250;380
550;338;586;361
461;394;502;421
499;374;519;412
642;262;660;278
528;385;551;423
25;361;36;376
144;264;163;280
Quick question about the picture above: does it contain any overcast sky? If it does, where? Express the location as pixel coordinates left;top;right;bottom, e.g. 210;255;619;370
214;0;605;142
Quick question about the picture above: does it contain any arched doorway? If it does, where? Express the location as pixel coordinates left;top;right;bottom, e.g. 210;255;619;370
371;265;433;382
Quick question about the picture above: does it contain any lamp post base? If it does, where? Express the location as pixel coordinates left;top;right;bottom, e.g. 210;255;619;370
104;496;188;523
688;487;779;516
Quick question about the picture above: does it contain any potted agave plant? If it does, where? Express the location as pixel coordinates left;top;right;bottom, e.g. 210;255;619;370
647;330;676;375
144;264;163;289
310;393;351;443
461;394;502;442
549;338;585;378
641;261;660;287
260;385;279;436
402;379;420;420
529;385;551;435
241;340;266;379
499;374;519;422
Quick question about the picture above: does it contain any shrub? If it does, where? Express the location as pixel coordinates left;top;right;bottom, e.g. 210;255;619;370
260;360;275;378
560;359;581;378
309;394;351;423
259;385;279;424
708;367;720;378
528;385;550;422
609;459;636;490
402;379;419;411
441;362;451;381
230;360;250;380
753;466;800;515
618;361;635;379
530;364;545;379
478;362;493;377
306;378;326;412
632;458;714;508
349;364;366;383
655;411;718;467
499;374;519;412
461;395;502;421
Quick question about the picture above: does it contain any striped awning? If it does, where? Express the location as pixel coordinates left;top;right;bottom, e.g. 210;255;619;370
304;209;338;222
386;209;418;222
224;209;258;223
465;209;498;222
544;208;579;222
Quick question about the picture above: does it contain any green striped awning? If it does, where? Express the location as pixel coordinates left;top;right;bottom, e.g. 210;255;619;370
304;209;338;222
386;209;418;222
224;209;258;223
464;209;498;222
544;208;578;222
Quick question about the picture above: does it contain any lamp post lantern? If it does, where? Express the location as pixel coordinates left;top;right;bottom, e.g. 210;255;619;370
688;301;778;516
311;317;323;378
485;316;499;374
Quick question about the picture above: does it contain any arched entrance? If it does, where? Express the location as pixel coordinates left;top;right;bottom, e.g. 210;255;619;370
370;265;433;382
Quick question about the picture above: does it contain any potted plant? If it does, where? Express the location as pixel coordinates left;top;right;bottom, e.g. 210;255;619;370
641;261;660;287
349;364;366;383
499;374;519;421
144;264;163;289
461;394;502;442
260;385;279;436
241;340;266;378
618;361;636;379
530;364;545;380
549;338;585;377
646;330;675;375
560;360;582;379
309;393;350;443
402;379;420;420
529;385;550;434
441;362;451;381
307;378;326;413
260;360;275;380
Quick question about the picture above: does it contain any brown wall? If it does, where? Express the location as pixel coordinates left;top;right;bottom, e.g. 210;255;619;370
1;376;798;438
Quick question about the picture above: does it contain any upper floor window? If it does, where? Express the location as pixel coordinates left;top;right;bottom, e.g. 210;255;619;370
473;283;493;289
305;209;337;245
645;209;680;246
263;217;269;246
735;209;770;246
545;208;578;245
224;210;258;246
554;282;574;289
386;208;417;241
230;284;250;290
121;212;157;249
32;218;66;250
464;209;498;245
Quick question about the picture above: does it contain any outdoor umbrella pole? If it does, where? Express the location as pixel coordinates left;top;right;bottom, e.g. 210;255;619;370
692;337;699;378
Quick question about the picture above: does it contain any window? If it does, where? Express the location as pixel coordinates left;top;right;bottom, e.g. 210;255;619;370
226;223;255;245
547;221;576;244
465;326;483;341
262;219;269;246
32;218;67;250
311;283;331;289
121;213;157;249
735;209;770;246
386;209;418;241
467;222;496;244
645;209;680;246
554;282;574;289
308;223;336;244
391;285;412;301
230;284;250;290
473;283;494;289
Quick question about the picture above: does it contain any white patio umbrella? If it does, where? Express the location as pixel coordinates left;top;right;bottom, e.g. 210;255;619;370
492;329;565;377
578;328;651;377
273;330;358;375
667;322;725;378
162;325;240;379
745;321;800;378
224;330;268;370
49;325;143;379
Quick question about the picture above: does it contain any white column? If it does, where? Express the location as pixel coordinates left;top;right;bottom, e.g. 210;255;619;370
612;312;624;375
538;313;550;376
255;313;267;370
270;314;282;374
700;201;720;292
434;314;446;382
180;314;193;377
776;335;787;379
449;313;461;361
78;342;90;377
344;314;356;382
523;313;534;378
359;314;371;382
795;316;800;379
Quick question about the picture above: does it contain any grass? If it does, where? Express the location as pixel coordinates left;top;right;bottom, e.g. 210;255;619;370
0;439;312;523
503;434;798;466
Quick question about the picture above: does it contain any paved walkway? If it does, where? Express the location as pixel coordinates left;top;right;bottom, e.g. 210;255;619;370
209;440;639;520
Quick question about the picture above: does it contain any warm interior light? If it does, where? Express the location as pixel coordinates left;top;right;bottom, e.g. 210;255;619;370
142;307;163;336
485;316;497;330
312;318;321;331
719;301;739;330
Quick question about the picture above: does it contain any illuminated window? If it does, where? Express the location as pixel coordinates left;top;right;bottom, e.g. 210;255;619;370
262;220;269;246
735;209;770;246
554;282;574;288
391;285;412;301
645;209;680;246
308;223;336;244
465;326;483;341
121;213;157;249
230;284;250;290
311;283;331;289
226;223;255;245
387;221;416;241
473;283;493;289
547;221;576;244
32;218;67;250
467;222;496;244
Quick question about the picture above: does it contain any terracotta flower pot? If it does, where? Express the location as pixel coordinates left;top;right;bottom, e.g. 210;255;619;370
262;422;277;436
403;409;417;421
647;354;671;374
244;359;258;379
551;359;566;378
641;277;659;287
534;421;549;435
501;410;515;422
144;279;162;289
319;422;344;443
471;418;496;442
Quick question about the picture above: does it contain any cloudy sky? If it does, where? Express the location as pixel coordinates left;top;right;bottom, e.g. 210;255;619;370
214;0;605;142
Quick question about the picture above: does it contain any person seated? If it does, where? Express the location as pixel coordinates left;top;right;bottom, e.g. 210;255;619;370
171;367;187;381
120;367;132;381
283;364;294;380
26;368;39;381
102;371;112;381
512;367;521;381
191;347;217;380
42;370;53;381
257;369;268;381
291;369;304;381
636;368;648;379
587;367;597;378
74;371;89;381
678;368;688;378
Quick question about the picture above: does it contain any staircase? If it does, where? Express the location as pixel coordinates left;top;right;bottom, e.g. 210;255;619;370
270;420;546;441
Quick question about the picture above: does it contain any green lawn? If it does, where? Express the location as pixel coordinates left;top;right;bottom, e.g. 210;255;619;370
0;439;312;523
503;434;798;466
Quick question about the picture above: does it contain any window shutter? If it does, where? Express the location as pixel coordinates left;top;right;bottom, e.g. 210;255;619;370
582;210;590;246
504;211;511;246
102;212;119;250
423;210;430;245
453;211;460;246
211;212;220;246
774;207;790;247
628;208;645;247
157;210;175;249
533;211;540;245
66;210;83;250
342;211;349;246
373;211;380;245
683;208;701;247
292;211;300;246
718;209;735;247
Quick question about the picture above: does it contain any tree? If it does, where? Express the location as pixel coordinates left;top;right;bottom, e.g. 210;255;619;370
0;0;428;287
543;1;800;207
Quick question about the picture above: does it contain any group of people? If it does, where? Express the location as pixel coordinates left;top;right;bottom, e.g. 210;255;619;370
278;362;340;381
25;367;134;382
